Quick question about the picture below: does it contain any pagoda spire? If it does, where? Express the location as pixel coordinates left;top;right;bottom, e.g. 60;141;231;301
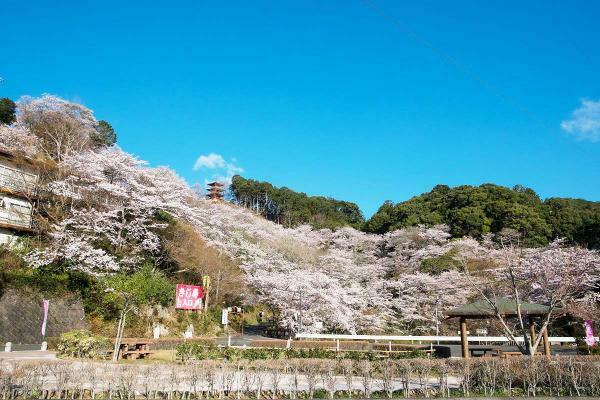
206;181;225;200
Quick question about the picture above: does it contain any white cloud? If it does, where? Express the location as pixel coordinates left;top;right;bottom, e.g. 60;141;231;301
561;99;600;142
193;153;227;170
193;152;244;184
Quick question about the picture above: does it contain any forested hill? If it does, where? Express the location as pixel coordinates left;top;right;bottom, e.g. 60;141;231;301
364;184;600;248
231;178;600;248
230;175;364;229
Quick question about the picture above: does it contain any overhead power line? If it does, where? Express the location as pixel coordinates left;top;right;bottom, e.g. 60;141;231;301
358;0;545;125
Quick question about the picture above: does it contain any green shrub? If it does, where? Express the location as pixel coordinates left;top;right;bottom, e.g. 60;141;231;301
389;349;430;359
175;342;196;362
420;250;461;275
57;329;110;359
577;344;600;356
340;350;374;361
287;347;338;359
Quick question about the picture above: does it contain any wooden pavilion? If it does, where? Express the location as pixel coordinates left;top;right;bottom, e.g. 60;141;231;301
446;297;553;358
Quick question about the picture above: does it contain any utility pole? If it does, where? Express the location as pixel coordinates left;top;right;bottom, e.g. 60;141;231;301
202;275;211;312
435;298;440;344
298;291;303;334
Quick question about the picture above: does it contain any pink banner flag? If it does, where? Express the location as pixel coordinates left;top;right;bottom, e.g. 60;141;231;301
41;300;49;337
584;320;597;346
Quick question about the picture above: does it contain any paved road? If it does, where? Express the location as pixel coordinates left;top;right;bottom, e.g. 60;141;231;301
215;334;270;347
216;323;272;347
0;350;57;360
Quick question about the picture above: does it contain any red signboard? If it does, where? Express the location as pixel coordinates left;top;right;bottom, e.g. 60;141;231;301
175;284;204;310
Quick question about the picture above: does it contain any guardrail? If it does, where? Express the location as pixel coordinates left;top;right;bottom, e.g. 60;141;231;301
296;333;585;344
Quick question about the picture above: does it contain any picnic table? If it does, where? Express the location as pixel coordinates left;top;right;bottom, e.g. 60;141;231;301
112;339;154;360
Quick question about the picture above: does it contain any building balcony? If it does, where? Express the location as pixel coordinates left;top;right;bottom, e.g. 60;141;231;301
0;214;34;232
0;170;37;197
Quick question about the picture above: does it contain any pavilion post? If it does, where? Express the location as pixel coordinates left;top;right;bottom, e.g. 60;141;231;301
542;323;551;357
460;317;469;358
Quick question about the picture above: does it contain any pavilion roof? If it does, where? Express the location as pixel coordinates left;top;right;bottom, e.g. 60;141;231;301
446;297;552;318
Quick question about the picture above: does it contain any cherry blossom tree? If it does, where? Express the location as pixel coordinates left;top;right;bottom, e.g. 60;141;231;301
0;123;41;158
17;94;99;162
463;239;600;355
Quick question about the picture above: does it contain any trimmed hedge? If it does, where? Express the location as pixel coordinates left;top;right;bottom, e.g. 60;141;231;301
176;343;429;362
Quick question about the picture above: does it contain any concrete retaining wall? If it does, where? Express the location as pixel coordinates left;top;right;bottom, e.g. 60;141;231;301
0;289;88;344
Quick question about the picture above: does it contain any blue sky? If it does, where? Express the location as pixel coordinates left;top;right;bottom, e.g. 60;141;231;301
2;1;599;217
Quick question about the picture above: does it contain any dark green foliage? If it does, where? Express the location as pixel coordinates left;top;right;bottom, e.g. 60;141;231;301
155;209;176;223
91;120;117;147
3;262;174;320
544;198;600;249
230;175;364;229
0;98;16;125
102;265;174;311
0;265;95;301
366;184;600;248
0;263;126;320
420;250;461;275
578;344;600;356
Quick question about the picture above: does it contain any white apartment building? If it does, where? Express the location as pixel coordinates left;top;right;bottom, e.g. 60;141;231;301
0;149;38;245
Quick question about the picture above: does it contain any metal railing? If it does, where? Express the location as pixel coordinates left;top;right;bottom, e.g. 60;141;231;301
0;167;37;196
0;214;32;229
296;333;581;344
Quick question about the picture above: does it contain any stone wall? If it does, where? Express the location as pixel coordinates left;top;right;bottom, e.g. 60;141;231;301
0;289;88;344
